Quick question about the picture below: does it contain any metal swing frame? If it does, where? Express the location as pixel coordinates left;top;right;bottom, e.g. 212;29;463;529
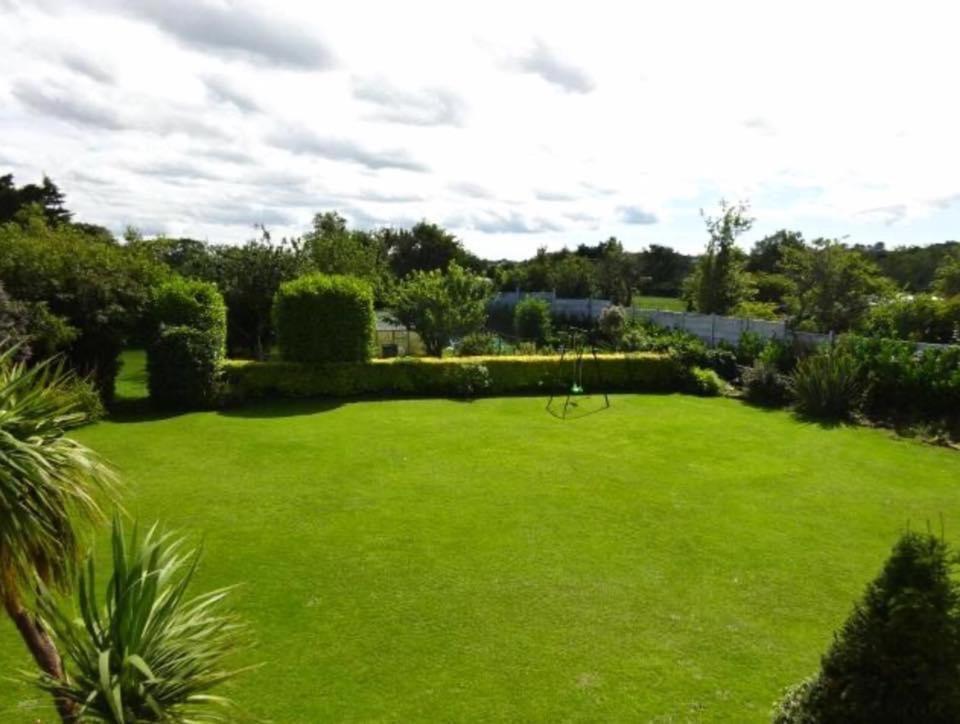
546;328;611;419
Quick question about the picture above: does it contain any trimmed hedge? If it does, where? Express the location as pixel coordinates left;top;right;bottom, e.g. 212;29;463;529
224;353;681;400
147;326;223;409
150;278;227;352
273;273;375;363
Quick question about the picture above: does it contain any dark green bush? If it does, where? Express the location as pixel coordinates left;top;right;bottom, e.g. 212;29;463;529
147;326;223;409
514;297;552;345
742;359;790;406
444;363;492;397
598;304;627;344
457;331;498;356
702;347;739;381
274;274;375;363
790;347;862;419
838;335;960;424
861;294;960;344
150;278;227;352
774;531;960;723
225;353;682;400
736;330;766;365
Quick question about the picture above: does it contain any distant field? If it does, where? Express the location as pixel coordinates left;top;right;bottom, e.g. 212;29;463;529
634;295;686;311
3;360;959;721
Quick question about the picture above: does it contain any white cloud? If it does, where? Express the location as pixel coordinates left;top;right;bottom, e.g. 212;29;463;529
1;0;959;258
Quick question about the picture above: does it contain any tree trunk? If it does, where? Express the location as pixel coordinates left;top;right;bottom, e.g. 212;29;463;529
3;594;77;722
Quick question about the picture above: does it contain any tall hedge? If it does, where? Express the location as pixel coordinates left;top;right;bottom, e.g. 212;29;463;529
273;274;375;363
147;326;223;409
150;278;227;353
146;278;227;409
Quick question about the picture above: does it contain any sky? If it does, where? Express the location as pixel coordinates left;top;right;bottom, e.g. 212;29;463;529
2;0;959;259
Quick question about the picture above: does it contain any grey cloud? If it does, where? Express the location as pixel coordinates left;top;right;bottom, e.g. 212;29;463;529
343;189;425;204
353;77;465;126
535;189;578;202
566;211;600;224
448;181;495;199
12;80;125;130
132;160;223;181
581;181;616;196
743;117;775;135
268;127;428;172
187;202;297;227
69;170;114;186
203;75;260;113
510;41;594;94
112;0;335;69
61;51;114;84
860;204;907;226
198;147;256;164
618;206;659;225
454;210;563;234
931;193;960;210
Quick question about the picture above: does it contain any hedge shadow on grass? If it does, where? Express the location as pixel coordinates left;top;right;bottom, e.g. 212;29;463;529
217;398;345;419
108;398;190;424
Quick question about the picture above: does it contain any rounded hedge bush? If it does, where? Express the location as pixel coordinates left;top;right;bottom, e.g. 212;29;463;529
147;326;223;409
514;297;552;345
274;274;375;363
150;278;227;353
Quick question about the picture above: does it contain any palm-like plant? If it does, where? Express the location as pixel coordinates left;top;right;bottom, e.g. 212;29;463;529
34;518;248;722
0;343;117;721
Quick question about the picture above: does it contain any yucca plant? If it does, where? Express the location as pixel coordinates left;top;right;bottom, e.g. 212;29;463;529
789;347;863;419
0;342;117;721
33;518;249;722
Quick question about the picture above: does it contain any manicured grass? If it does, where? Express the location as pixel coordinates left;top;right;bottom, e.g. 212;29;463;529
114;348;148;401
2;364;959;721
634;295;686;311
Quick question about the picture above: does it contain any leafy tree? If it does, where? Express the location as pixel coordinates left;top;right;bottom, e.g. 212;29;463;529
855;240;960;292
0;173;72;226
0;346;117;722
551;253;597;298
862;294;960;343
0;209;169;401
34;518;247;723
383;221;468;278
391;262;492;356
127;235;215;280
746;229;805;273
303;212;391;301
0;281;77;361
595;238;639;304
781;239;895;332
774;530;960;723
514;297;552;344
934;247;960;298
636;244;694;297
212;231;307;359
683;200;755;314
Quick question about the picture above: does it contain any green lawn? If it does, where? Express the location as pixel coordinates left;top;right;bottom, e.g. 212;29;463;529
634;295;686;311
2;364;959;721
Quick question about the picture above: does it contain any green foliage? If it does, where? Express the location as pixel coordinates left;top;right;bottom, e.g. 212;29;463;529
934;247;960;298
456;331;499;356
775;531;960;723
391;262;491;356
856;240;960;293
225;353;682;400
0;281;77;361
514;297;553;345
0;344;116;603
551;254;597;297
150;278;227;352
34;518;247;723
0;211;169;401
0;173;72;226
838;335;960;424
382;221;472;278
732;300;780;320
861;294;960;344
790;347;863;419
781;239;895;332
746;229;805;274
147;326;223;410
683;200;755;314
303;212;392;302
750;272;794;308
687;366;726;396
274;273;376;363
735;330;767;365
742;359;791;406
598;304;628;343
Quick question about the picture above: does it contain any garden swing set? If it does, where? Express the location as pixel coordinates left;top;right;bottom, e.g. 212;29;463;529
546;328;611;419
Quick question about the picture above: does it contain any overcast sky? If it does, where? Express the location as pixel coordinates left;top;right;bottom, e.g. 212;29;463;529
2;0;959;258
